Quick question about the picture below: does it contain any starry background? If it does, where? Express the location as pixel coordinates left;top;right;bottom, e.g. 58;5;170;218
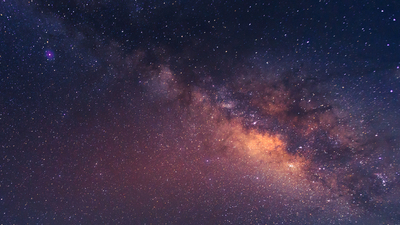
2;0;400;224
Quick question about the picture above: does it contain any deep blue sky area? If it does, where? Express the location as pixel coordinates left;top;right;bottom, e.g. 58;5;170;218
2;0;400;224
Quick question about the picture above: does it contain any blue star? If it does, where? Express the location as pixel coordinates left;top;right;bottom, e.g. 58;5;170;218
45;50;55;60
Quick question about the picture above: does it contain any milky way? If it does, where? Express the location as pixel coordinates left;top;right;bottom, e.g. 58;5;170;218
2;0;400;224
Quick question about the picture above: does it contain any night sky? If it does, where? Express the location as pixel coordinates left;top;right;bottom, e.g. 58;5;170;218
2;0;400;224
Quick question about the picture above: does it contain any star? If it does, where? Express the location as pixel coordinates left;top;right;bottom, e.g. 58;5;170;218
45;50;55;61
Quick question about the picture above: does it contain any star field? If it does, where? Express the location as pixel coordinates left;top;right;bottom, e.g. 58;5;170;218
2;0;400;224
